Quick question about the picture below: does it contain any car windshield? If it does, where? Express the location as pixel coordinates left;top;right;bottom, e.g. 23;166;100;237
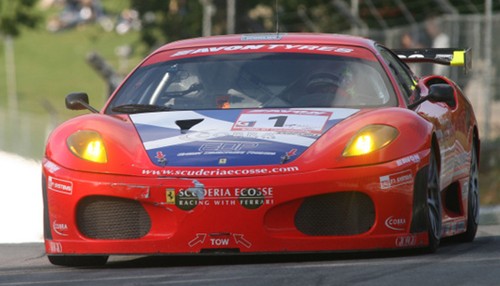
107;52;397;113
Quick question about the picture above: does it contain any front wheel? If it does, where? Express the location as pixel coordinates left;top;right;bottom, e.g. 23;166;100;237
48;255;108;267
425;148;442;253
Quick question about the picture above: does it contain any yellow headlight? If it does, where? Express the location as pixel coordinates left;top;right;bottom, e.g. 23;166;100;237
343;125;399;157
67;130;107;163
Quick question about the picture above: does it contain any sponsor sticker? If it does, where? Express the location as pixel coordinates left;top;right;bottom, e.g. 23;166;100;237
385;216;406;231
396;154;421;167
170;44;354;58
155;151;167;165
197;142;261;155
238;188;266;209
43;161;60;173
166;189;176;204
281;148;298;163
379;170;413;190
49;241;63;253
232;109;332;135
175;189;201;211
167;187;275;210
52;221;68;236
48;176;73;195
241;34;284;41
395;235;417;247
142;166;300;177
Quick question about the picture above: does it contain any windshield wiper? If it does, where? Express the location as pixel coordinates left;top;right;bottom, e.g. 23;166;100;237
111;104;172;114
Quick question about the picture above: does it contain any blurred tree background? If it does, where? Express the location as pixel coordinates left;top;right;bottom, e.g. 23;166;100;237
1;0;41;112
1;0;500;204
129;0;499;51
0;0;40;36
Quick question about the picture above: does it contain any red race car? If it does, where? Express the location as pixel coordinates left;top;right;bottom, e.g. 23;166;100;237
43;33;479;266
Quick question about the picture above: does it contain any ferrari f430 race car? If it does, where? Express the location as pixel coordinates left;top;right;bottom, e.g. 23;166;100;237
43;33;479;266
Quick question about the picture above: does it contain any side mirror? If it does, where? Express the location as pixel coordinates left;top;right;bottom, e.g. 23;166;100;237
65;92;99;113
427;84;456;108
408;83;456;109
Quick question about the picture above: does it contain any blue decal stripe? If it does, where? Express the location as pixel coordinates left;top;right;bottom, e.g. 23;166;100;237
130;108;360;167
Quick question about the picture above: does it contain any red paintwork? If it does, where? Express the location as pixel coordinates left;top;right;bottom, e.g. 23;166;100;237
43;158;430;254
43;33;479;257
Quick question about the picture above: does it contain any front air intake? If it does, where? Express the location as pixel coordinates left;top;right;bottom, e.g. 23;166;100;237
77;196;151;239
295;192;375;236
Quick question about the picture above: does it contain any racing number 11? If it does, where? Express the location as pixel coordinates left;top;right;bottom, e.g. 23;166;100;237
233;110;333;134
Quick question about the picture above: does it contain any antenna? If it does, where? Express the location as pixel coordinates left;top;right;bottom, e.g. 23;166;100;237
275;0;280;34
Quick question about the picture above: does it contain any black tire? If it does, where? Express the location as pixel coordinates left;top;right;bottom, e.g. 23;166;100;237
48;255;108;267
425;148;442;253
455;141;479;242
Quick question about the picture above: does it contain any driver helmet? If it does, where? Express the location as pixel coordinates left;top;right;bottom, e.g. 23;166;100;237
306;72;341;94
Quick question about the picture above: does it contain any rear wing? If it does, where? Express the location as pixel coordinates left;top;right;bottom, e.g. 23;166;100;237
392;48;471;74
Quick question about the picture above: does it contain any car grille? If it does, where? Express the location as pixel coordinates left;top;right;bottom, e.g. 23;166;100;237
76;196;151;239
295;192;375;236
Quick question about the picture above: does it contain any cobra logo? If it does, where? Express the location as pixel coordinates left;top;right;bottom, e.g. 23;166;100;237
385;216;406;231
52;220;69;236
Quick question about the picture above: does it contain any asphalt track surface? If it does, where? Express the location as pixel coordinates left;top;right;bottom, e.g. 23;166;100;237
0;223;499;286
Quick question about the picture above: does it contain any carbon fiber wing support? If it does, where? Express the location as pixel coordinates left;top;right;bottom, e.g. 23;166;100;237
392;48;472;74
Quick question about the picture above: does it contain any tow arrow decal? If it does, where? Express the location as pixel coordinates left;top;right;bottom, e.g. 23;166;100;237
233;234;252;248
188;233;207;247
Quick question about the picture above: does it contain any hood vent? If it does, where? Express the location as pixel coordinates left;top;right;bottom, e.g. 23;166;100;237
175;118;204;134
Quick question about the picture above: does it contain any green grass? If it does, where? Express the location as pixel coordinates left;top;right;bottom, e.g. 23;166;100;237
0;19;145;120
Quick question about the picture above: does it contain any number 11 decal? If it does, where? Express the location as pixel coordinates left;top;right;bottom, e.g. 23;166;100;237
232;109;333;134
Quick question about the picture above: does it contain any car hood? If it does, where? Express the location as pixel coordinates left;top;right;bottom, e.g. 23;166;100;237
130;108;359;167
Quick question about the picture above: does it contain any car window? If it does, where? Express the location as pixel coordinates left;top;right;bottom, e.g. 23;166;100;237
377;47;417;102
107;52;397;113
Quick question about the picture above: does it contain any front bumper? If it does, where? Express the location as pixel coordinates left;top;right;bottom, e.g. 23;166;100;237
43;155;429;255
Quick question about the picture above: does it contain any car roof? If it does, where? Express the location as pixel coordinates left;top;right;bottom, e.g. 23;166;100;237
153;33;377;53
